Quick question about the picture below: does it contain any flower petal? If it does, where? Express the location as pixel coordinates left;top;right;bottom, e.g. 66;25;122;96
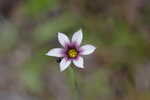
58;32;70;47
72;29;83;46
80;44;96;55
60;58;71;71
73;56;84;68
46;48;64;57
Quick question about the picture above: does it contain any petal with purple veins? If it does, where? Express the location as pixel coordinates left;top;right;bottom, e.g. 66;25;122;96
58;32;70;47
46;48;64;57
60;57;71;71
80;44;96;55
72;29;83;46
73;56;84;68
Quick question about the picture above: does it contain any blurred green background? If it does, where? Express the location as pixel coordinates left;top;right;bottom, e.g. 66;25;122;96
0;0;150;100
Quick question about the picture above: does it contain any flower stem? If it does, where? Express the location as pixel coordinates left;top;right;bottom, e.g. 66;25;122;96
67;67;81;100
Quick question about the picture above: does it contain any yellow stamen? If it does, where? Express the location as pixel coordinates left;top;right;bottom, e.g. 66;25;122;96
68;49;78;58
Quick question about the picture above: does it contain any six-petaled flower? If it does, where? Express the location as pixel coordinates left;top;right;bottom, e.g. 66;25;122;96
46;29;96;72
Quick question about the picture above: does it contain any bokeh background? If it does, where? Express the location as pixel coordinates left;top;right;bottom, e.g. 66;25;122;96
0;0;150;100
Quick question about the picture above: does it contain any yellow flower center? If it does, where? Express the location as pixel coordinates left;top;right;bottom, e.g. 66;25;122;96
68;49;78;58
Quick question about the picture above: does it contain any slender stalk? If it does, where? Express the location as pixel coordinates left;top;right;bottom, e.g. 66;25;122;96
67;66;81;100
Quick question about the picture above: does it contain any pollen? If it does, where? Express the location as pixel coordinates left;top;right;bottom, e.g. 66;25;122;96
68;49;78;58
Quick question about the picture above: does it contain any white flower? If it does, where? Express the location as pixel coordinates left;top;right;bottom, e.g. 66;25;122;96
46;29;96;72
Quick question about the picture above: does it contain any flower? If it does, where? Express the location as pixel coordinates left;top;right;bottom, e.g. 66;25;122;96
46;29;96;72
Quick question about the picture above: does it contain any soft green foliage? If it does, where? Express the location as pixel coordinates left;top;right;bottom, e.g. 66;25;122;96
22;49;49;93
33;13;79;44
83;69;111;100
0;21;17;53
24;0;59;16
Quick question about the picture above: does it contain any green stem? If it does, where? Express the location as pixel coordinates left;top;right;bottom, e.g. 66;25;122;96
67;67;81;100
